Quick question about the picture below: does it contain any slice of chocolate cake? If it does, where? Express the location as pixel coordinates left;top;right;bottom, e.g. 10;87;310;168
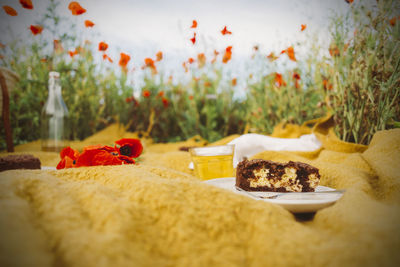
0;154;41;172
236;159;320;192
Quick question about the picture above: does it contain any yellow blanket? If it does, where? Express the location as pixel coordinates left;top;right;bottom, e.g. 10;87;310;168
1;116;400;267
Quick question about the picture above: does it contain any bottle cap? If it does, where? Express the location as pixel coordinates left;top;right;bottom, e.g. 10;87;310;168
49;71;60;78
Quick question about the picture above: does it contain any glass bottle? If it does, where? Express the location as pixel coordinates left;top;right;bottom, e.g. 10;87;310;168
41;71;69;152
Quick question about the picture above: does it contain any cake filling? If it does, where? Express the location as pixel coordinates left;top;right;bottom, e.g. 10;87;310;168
249;167;303;191
308;173;319;189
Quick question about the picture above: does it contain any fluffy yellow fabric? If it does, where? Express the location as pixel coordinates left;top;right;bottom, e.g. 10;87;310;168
1;119;400;266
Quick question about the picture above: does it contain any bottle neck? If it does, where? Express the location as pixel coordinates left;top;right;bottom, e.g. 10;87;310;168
48;77;61;97
45;74;69;116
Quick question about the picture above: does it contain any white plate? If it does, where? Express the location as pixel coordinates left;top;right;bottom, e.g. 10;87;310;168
41;166;56;170
204;177;344;213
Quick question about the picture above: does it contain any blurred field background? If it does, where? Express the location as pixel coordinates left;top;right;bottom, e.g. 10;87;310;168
0;0;399;150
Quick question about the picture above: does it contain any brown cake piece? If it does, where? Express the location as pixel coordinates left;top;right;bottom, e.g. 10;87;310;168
236;159;320;192
0;154;41;172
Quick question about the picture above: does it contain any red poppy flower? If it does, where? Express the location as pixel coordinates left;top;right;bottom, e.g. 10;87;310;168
274;73;286;88
301;24;306;31
389;17;396;26
189;95;194;100
3;5;18;16
329;44;340;57
221;26;232;35
68;46;83;58
102;54;113;63
285;46;297;61
322;78;333;91
19;0;33;9
119;52;131;69
30;25;43;35
144;58;157;74
188;57;195;64
115;138;143;158
92;151;125;166
85;20;95;27
158;91;164;97
126;96;136;103
75;145;120;167
98;41;108;51
118;155;135;164
56;142;140;169
222;46;232;63
68;2;86;15
232;78;237;86
267;52;278;61
145;57;155;68
162;97;169;108
75;149;120;167
191;20;197;28
156;51;163;61
143;90;151;98
69;50;78;58
190;32;196;45
293;72;300;80
87;145;117;152
345;0;354;4
197;53;206;67
56;147;80;169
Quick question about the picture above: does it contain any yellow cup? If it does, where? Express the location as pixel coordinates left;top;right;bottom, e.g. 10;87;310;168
190;145;235;180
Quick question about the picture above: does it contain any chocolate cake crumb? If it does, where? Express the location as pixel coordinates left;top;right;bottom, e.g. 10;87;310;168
0;154;41;172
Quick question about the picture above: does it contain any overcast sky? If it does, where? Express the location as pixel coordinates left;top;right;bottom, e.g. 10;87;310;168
0;0;353;89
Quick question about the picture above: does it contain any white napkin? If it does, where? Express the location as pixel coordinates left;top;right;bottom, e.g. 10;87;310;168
228;133;321;167
189;133;322;169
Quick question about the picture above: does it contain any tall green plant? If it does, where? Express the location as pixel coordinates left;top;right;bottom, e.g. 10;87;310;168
329;0;400;144
244;70;325;134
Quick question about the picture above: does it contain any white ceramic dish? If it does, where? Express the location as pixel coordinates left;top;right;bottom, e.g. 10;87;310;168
41;166;56;170
204;177;344;213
